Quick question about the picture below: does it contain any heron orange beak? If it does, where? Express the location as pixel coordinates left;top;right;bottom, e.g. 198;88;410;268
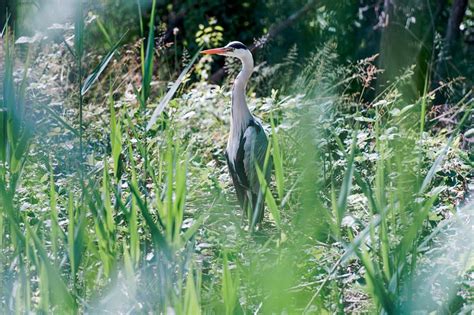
201;47;229;55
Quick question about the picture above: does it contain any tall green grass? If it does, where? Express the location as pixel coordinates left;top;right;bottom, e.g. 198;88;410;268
0;5;472;314
0;29;33;311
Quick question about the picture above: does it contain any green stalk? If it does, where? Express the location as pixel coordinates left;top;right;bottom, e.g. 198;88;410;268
67;192;75;284
49;158;60;261
127;139;140;265
419;72;429;137
75;0;85;190
222;252;239;315
139;0;157;215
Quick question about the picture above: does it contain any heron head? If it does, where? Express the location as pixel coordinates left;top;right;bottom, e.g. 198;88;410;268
201;41;250;59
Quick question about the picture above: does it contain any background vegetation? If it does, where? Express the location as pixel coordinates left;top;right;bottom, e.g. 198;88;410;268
0;0;473;313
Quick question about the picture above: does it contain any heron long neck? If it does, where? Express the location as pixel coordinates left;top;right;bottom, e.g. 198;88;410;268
231;54;254;127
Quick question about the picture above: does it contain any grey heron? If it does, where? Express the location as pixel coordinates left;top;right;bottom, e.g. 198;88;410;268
202;41;271;230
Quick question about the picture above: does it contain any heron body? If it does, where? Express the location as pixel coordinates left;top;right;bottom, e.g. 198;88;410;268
202;41;271;229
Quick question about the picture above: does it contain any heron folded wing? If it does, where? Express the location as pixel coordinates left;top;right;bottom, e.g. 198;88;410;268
234;131;250;189
225;151;247;208
242;121;270;194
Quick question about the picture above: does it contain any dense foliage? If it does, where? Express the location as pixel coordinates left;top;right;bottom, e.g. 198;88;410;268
0;0;473;313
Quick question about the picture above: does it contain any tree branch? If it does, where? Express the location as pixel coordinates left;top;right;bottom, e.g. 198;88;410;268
210;0;319;83
434;0;468;88
445;0;468;49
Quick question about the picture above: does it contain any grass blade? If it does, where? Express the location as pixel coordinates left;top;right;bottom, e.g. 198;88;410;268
141;0;157;104
270;114;284;200
222;252;239;315
81;32;127;95
26;225;77;311
38;103;79;137
419;103;471;194
129;183;169;255
146;48;202;131
109;88;123;179
256;164;281;228
336;136;356;229
184;265;201;315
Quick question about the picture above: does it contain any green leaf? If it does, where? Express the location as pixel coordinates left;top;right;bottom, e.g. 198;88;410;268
102;160;115;235
184;266;201;315
146;47;202;131
222;252;239;315
38;103;79;137
419;105;472;194
141;0;157;103
182;215;206;244
256;164;281;228
270;114;284;200
27;225;77;311
129;183;169;255
81;32;127;95
0;106;7;163
109;89;123;180
336;136;356;228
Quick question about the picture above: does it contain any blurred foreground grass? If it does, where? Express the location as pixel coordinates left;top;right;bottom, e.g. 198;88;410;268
1;7;473;314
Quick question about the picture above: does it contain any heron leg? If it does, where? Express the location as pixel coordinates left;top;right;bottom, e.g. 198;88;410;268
244;191;255;230
241;196;249;225
251;190;265;230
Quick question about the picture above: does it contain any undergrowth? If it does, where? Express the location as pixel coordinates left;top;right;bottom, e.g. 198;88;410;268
1;7;473;314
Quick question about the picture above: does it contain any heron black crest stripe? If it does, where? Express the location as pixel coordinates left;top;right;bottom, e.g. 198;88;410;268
229;42;248;50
